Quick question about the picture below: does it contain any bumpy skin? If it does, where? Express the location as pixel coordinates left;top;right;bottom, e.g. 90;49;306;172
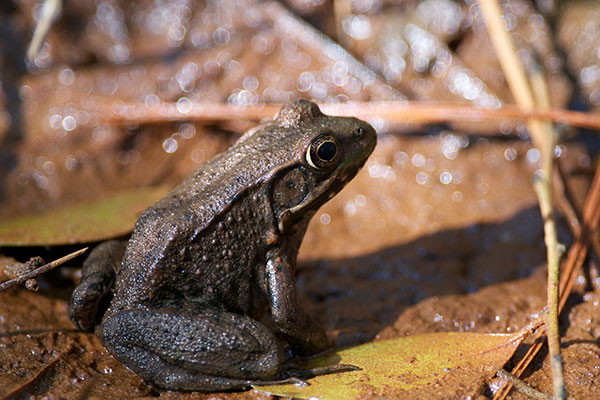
69;100;377;392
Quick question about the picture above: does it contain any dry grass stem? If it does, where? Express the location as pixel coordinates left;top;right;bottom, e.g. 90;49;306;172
475;0;535;109
0;247;88;292
476;0;565;398
26;0;62;62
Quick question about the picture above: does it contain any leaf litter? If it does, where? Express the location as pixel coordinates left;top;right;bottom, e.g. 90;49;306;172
0;186;169;246
254;319;543;399
0;0;599;399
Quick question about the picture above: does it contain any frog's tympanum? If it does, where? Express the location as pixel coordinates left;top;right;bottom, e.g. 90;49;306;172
69;100;376;392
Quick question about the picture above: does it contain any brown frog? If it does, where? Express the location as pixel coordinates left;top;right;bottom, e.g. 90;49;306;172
69;100;376;391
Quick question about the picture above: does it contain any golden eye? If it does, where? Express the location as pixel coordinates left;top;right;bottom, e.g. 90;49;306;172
306;136;338;169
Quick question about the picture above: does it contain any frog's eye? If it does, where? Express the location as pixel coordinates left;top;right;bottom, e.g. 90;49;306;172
306;136;338;169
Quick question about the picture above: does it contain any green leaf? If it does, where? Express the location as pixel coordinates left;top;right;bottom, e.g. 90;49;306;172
0;186;170;246
254;330;531;399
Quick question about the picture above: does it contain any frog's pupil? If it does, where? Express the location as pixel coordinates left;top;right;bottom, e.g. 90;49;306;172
317;141;337;161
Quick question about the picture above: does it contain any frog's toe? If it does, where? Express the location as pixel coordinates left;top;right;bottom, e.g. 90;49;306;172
69;273;113;331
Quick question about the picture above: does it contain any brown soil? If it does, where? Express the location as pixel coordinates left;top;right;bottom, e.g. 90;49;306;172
0;1;599;399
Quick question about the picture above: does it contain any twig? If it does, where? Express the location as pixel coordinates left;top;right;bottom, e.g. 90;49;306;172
497;369;552;400
92;99;600;131
558;161;600;310
555;161;600;265
0;247;88;292
554;161;582;234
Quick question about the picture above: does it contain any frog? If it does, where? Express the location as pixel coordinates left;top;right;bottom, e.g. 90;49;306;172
68;100;377;392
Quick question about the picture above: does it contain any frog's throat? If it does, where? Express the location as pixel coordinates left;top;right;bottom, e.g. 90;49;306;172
276;173;340;235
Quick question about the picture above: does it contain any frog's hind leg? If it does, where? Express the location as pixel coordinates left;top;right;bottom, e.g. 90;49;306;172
99;303;284;392
69;240;127;331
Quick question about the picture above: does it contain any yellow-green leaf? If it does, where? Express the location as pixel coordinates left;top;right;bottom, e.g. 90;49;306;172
0;186;169;246
254;329;532;399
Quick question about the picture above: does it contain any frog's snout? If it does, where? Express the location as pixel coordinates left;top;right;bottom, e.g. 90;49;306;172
351;121;377;162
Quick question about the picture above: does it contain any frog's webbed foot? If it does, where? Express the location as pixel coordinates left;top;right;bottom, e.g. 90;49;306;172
253;363;361;387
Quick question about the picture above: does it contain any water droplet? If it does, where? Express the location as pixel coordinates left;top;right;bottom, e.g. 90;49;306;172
281;36;298;53
213;27;230;46
58;68;75;85
251;33;275;55
65;155;77;171
42;160;55;174
393;151;408;166
163;137;178;153
355;194;367;207
477;182;489;196
441;134;463;160
179;123;196;139
319;213;331;225
344;201;357;216
580;65;600;87
439;171;452;184
526;148;540;164
33;170;48;189
415;171;428;185
417;0;463;35
176;62;199;91
62;116;77;131
176;97;192;114
452;191;463;202
354;0;380;13
49;114;62;129
190;28;209;48
191;149;205;163
168;24;186;44
578;154;591;167
296;72;315;92
342;15;372;40
309;82;327;100
99;78;118;96
411;153;426;168
504;147;517;161
243;76;259;92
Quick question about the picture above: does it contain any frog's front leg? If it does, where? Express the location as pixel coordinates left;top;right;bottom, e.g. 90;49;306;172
266;256;331;356
99;302;283;392
69;240;127;331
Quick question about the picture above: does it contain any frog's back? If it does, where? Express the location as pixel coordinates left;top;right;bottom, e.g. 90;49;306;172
108;122;298;313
